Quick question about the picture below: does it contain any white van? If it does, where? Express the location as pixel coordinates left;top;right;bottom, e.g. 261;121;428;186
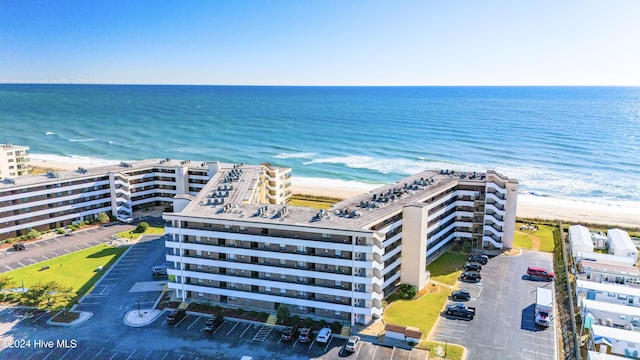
117;215;134;224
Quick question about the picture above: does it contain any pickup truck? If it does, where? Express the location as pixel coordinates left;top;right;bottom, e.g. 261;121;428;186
445;303;476;319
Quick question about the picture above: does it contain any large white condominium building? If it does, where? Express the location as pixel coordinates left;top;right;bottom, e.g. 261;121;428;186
164;167;518;325
0;144;30;180
0;159;291;240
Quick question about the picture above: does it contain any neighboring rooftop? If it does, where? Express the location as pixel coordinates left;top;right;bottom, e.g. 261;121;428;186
0;158;213;189
576;279;640;297
580;260;640;276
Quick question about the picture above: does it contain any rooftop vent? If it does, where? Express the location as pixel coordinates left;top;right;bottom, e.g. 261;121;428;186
120;161;132;168
46;171;61;178
77;167;88;174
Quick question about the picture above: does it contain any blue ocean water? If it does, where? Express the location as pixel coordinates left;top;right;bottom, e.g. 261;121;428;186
1;84;639;207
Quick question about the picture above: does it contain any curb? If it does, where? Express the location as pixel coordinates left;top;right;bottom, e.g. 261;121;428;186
48;310;93;327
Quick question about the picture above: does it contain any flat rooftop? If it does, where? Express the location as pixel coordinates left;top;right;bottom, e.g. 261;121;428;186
177;169;503;232
0;158;213;189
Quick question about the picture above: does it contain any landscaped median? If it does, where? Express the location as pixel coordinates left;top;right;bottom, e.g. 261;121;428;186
382;251;469;360
114;223;164;241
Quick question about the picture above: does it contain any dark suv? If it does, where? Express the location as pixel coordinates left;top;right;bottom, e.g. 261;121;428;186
460;271;482;283
463;262;482;271
281;325;298;341
468;254;488;265
203;315;224;332
450;289;471;301
12;243;25;251
166;309;186;324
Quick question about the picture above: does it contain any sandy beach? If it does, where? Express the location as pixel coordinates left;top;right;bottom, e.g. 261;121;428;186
29;154;640;229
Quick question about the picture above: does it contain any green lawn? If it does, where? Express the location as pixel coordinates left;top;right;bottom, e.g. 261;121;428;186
115;226;165;240
514;222;556;252
420;341;465;360
513;231;533;249
3;244;126;299
384;285;450;336
427;252;468;285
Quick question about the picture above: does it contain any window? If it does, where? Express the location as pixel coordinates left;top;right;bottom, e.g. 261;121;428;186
335;311;341;316
280;273;286;279
265;272;271;278
228;253;235;260
280;288;286;294
336;249;341;256
265;286;271;292
322;233;330;239
228;282;235;288
196;264;203;270
196;250;201;256
197;278;203;283
196;236;201;243
335;280;341;287
280;243;285;249
297;305;306;311
198;292;203;297
618;294;627;300
280;259;285;265
336;296;341;301
608;292;616;297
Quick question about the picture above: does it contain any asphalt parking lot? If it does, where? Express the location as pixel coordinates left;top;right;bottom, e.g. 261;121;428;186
0;223;133;273
1;232;424;360
430;249;557;360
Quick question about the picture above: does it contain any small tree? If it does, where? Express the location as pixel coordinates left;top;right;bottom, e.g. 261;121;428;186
135;222;149;233
21;281;74;311
96;212;110;224
276;303;290;324
0;275;15;292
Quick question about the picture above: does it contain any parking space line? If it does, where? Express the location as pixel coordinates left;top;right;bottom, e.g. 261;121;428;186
372;344;378;358
93;347;105;360
174;316;188;328
60;347;74;359
108;350;119;360
143;350;154;360
212;320;227;335
187;316;201;330
41;350;55;360
323;339;331;353
25;350;40;360
32;311;48;322
75;347;90;359
292;339;299;347
160;352;169;360
226;321;239;335
239;323;252;337
17;261;26;267
390;346;395;359
178;355;184;360
126;349;137;360
308;339;316;350
277;337;282;345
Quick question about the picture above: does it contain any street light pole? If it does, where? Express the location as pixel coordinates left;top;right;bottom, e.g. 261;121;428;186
137;297;141;317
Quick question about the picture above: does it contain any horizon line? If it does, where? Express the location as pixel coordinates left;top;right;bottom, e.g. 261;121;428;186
1;82;639;87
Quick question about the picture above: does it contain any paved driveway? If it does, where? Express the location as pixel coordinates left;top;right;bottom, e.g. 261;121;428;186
430;249;557;360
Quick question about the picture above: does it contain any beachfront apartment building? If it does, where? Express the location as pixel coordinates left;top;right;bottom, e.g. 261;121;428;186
0;159;291;240
0;144;30;180
163;167;518;325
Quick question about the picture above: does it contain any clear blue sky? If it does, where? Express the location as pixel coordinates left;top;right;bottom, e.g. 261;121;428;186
1;0;639;85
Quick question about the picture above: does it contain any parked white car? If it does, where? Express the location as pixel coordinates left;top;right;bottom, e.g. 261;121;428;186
316;327;332;343
117;215;134;224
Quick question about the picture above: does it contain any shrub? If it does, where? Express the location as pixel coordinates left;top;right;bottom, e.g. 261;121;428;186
56;228;66;235
0;294;5;302
304;317;314;328
397;283;418;299
249;310;257;319
214;305;222;313
258;311;268;321
135;222;149;233
317;319;327;329
96;212;110;224
277;303;290;324
331;321;342;333
26;229;39;239
290;314;300;325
